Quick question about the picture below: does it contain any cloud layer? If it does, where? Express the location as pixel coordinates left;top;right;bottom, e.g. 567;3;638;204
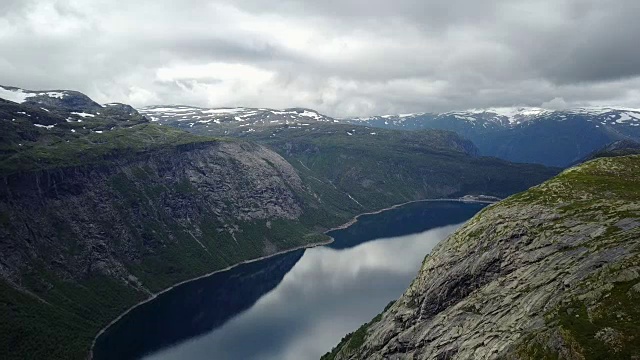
1;0;639;116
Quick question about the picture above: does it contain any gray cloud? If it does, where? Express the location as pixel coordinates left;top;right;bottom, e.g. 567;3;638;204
0;0;639;116
545;5;640;84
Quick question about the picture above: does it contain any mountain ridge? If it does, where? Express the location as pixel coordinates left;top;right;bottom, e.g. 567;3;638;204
138;103;640;132
349;106;640;128
135;102;640;167
578;140;640;164
7;83;639;168
346;107;640;167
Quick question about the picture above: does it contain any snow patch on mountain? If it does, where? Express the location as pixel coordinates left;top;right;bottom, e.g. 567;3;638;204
138;106;334;130
350;106;640;129
0;86;69;104
0;87;29;103
616;113;639;123
71;112;95;118
464;107;550;120
570;106;640;116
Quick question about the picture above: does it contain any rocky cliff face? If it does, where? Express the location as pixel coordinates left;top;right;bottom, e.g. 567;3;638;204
0;137;333;360
0;140;308;291
325;155;640;360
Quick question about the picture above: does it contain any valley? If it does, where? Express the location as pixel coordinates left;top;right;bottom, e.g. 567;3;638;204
3;2;639;359
92;201;488;360
0;86;558;359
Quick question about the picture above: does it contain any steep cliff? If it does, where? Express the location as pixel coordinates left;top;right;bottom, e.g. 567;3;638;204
325;155;640;360
0;91;336;359
0;138;332;359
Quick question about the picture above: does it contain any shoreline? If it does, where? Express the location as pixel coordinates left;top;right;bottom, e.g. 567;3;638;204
87;238;333;359
88;196;496;359
324;197;497;233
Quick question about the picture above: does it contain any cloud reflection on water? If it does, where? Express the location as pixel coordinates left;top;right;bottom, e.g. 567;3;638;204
146;223;461;360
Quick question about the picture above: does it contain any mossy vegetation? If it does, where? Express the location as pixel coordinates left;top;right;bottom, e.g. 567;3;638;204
0;121;221;175
502;156;640;359
516;334;562;360
0;271;146;360
324;155;640;360
507;155;640;207
519;277;640;360
547;279;640;359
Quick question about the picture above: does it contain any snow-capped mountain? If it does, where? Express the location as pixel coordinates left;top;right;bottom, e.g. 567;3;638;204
0;85;140;121
0;85;70;104
0;85;105;112
0;85;147;138
140;104;640;167
139;105;337;133
4;83;639;168
347;106;640;167
348;106;640;130
351;107;551;128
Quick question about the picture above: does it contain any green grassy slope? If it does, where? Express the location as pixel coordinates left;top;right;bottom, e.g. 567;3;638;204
0;100;333;359
239;124;560;211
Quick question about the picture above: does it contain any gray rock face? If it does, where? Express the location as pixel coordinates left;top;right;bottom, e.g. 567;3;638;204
0;141;306;292
328;155;640;360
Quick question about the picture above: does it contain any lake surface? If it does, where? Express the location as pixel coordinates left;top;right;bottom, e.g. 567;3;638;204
93;201;487;360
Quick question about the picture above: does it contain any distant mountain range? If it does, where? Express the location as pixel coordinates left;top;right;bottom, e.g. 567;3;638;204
346;107;640;167
4;83;638;167
349;106;640;129
140;105;335;125
139;103;640;167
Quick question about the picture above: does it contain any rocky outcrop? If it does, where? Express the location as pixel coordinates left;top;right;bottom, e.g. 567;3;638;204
0;140;308;291
326;155;640;360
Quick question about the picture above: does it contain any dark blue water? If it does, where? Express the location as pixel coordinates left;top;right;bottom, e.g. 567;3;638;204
94;201;487;360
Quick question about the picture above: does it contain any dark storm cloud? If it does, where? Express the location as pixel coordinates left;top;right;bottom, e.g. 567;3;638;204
541;3;640;84
0;0;639;116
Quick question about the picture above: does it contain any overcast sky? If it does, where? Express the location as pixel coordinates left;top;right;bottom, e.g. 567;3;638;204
1;0;639;116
